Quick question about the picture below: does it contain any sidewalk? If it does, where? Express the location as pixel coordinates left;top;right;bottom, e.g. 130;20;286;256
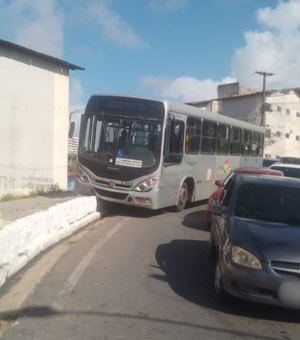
0;192;100;290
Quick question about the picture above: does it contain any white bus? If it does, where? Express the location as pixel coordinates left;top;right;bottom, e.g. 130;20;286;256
75;94;264;211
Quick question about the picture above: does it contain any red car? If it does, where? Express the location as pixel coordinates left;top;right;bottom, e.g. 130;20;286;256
206;167;284;227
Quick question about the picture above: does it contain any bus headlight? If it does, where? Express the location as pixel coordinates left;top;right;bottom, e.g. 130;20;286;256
134;177;158;192
77;168;90;183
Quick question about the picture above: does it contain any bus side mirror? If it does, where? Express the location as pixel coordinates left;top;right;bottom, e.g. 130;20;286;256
214;180;223;187
69;121;75;138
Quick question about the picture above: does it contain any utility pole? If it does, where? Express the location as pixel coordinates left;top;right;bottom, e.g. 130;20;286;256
255;70;275;126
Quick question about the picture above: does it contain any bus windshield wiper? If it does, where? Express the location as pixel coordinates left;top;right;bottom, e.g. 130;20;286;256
100;111;108;137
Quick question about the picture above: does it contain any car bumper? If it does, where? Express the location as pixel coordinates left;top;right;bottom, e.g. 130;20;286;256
222;262;300;309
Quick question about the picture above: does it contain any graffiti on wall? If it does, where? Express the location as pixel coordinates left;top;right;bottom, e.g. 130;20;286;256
21;176;54;190
0;175;54;191
0;176;16;189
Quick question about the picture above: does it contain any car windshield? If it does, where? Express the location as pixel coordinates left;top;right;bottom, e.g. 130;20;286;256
234;183;300;226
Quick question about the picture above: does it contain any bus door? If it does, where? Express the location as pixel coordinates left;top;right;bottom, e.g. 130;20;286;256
158;114;186;208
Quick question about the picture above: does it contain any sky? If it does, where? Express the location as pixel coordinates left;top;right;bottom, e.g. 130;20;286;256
1;0;300;118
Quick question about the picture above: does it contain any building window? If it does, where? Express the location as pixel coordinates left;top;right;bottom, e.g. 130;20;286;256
297;112;300;117
277;106;282;112
286;109;290;115
286;133;290;139
296;136;300;141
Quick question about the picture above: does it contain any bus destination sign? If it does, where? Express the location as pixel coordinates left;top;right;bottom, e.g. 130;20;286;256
106;100;146;112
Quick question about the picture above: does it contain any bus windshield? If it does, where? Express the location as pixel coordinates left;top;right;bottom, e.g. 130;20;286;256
80;113;163;169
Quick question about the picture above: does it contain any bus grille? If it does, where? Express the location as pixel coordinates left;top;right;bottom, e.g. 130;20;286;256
94;188;129;200
95;178;132;189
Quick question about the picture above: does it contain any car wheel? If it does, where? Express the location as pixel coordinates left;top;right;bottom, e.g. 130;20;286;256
214;256;228;301
175;182;188;212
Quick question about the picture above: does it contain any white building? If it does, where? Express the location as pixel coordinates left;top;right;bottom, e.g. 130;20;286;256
68;137;79;155
0;38;84;196
188;83;300;159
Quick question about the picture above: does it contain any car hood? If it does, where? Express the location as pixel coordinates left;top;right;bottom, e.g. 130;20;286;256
233;218;300;262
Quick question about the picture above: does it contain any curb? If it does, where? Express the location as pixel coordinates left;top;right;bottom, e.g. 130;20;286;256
0;196;100;290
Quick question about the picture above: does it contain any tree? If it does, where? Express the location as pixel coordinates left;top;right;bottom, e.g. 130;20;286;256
264;124;293;147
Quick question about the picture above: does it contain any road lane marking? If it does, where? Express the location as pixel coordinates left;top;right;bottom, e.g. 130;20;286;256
52;218;128;311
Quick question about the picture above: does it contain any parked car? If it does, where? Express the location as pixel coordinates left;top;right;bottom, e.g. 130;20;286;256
269;163;300;179
206;167;283;227
209;174;300;308
280;157;300;165
262;158;280;168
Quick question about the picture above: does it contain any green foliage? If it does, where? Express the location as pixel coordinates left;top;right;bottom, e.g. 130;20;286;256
0;193;25;202
264;124;293;148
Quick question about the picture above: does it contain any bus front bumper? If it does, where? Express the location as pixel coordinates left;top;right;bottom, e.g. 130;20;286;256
75;178;160;210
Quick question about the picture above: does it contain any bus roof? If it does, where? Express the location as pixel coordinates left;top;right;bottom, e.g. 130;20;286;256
88;93;264;133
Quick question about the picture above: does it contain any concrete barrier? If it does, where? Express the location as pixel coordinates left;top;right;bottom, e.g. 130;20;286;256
0;196;100;289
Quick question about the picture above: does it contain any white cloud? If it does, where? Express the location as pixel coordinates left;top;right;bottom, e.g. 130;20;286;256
86;0;147;48
150;0;188;11
147;0;300;103
70;78;85;112
257;0;300;33
1;0;64;57
231;0;300;89
140;76;236;102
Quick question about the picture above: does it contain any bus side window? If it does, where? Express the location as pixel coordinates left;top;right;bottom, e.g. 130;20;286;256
217;124;230;155
251;131;259;156
258;133;264;156
230;127;241;155
185;117;201;153
242;130;251;156
164;119;184;165
201;120;217;154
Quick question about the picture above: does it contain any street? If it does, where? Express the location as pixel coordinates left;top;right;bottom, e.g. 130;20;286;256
1;202;300;340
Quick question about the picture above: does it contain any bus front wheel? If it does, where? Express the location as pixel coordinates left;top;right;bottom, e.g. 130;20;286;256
176;182;188;212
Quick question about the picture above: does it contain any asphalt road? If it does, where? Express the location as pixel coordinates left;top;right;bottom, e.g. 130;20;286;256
1;202;300;340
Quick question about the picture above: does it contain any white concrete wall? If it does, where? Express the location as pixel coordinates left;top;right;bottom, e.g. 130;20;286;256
221;94;262;125
0;49;69;195
265;91;300;158
52;73;69;190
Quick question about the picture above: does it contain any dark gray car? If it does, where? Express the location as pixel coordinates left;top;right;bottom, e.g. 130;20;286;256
210;174;300;308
